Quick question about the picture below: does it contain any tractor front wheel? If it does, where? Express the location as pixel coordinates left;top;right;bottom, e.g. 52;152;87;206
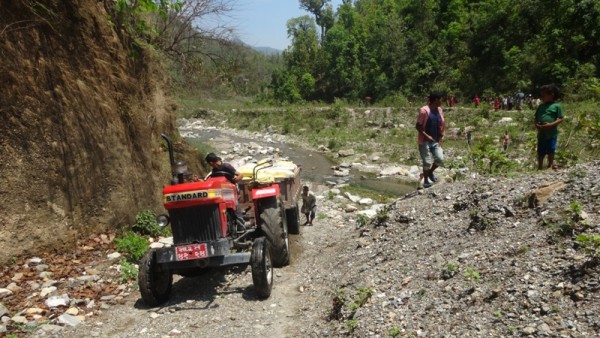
138;249;173;306
251;237;273;299
260;206;290;267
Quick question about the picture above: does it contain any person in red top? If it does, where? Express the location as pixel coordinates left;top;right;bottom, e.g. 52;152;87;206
494;97;500;112
474;95;480;108
415;91;445;188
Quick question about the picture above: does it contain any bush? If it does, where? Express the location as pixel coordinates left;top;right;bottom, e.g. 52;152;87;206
114;232;149;263
133;209;170;237
576;234;600;262
119;259;138;282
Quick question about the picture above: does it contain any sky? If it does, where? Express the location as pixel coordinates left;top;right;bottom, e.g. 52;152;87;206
232;0;344;50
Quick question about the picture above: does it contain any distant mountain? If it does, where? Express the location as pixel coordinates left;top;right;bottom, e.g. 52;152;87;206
252;46;282;56
231;37;282;55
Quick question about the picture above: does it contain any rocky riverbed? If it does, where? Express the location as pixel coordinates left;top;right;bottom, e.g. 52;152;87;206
0;119;598;337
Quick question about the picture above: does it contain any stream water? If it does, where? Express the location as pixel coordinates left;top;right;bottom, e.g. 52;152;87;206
184;128;416;197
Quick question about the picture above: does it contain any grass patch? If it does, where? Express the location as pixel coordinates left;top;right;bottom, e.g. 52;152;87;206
114;232;149;263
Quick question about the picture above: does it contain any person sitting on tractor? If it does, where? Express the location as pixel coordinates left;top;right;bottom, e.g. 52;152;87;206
205;153;248;231
205;153;243;184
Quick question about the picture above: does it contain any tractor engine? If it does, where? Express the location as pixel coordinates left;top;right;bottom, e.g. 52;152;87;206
162;177;238;245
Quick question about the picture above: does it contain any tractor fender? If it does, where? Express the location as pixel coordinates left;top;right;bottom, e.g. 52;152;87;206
251;184;280;200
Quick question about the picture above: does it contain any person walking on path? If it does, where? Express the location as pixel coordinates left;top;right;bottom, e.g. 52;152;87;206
416;91;445;188
534;84;564;170
502;131;510;151
301;186;317;226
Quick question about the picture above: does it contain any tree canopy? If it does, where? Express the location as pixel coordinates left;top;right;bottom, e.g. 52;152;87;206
272;0;600;103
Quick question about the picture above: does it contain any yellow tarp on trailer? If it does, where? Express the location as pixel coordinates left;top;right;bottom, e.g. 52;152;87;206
239;160;298;183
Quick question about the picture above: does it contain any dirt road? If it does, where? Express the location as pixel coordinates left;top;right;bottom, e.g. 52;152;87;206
56;192;350;338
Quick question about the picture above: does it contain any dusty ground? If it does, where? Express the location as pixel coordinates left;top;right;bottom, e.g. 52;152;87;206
2;121;598;338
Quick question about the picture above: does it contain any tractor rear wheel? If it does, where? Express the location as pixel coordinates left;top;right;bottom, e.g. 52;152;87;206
138;249;173;306
251;237;273;299
260;206;290;267
286;203;301;235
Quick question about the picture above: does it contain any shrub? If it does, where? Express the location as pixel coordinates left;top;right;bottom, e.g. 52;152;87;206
464;266;480;286
119;259;138;282
114;232;149;263
133;209;170;237
356;214;370;228
576;234;600;262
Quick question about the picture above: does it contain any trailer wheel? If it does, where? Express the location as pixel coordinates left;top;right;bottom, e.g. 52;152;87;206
286;203;301;235
251;237;273;299
260;206;290;267
138;249;173;306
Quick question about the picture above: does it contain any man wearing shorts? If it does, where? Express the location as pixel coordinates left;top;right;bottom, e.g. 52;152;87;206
416;92;445;188
535;84;564;170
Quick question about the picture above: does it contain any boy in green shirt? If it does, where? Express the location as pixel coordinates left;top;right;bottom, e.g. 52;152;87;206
534;84;564;170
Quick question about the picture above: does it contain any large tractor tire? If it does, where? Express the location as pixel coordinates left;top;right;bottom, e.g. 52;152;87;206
260;206;290;267
286;203;301;235
251;237;273;299
138;249;173;306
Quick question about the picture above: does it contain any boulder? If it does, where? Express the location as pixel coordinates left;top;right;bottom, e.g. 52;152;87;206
380;166;403;176
359;198;374;205
338;149;355;157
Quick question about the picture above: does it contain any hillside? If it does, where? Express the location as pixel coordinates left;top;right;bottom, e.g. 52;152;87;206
0;1;198;264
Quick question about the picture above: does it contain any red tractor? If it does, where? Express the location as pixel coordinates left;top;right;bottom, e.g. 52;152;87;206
138;134;302;306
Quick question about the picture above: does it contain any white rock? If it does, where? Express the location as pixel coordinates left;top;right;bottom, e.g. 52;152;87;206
344;192;361;203
11;315;28;324
380;166;403;176
159;237;174;246
29;257;43;264
65;307;79;315
359;198;374;205
6;283;21;293
338;149;355;157
11;273;24;282
25;308;44;315
333;169;350;177
45;294;70;308
330;188;341;195
58;313;82;327
40;286;57;297
39;271;54;279
149;242;164;249
371;204;386;212
0;289;13;298
106;252;121;260
357;210;377;218
345;205;358;213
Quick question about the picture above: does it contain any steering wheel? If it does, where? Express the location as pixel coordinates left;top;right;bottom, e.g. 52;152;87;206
205;170;235;181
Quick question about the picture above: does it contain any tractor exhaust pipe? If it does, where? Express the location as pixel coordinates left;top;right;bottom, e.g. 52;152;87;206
161;133;187;184
161;133;175;167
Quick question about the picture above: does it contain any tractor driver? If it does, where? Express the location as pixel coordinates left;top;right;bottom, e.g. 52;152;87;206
205;153;243;184
205;153;248;231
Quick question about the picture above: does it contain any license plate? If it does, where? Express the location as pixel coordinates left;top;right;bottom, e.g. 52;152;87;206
175;243;208;261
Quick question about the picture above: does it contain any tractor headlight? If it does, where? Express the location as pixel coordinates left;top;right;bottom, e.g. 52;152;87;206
156;214;170;227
